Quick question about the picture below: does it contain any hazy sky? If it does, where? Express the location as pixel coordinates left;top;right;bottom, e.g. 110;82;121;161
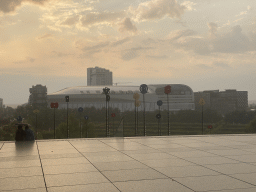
1;0;256;105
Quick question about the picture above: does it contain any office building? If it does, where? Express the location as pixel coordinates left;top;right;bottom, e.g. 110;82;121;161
28;84;48;108
87;67;113;86
194;89;248;114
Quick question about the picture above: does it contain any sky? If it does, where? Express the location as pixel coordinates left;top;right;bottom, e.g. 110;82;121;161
1;0;256;105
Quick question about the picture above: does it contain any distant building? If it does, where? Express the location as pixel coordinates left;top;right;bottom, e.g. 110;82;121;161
28;84;47;108
0;98;3;108
194;89;248;114
87;67;113;86
47;84;195;112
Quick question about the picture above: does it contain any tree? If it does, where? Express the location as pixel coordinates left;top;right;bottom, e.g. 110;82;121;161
246;117;256;133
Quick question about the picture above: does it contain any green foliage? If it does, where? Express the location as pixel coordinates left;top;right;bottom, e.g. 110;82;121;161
246;117;256;133
224;111;256;124
0;123;17;141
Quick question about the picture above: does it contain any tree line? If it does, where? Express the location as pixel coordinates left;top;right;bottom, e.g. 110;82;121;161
1;104;256;140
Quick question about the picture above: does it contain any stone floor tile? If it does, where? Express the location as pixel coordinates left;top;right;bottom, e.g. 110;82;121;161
47;183;119;192
86;154;133;163
0;166;43;178
93;160;148;171
227;155;256;163
43;163;98;175
75;147;117;153
205;163;256;175
167;150;217;158
114;178;193;192
184;156;240;165
40;153;82;159
41;157;89;166
155;165;220;178
175;175;253;191
0;175;45;191
140;157;195;168
102;168;167;182
127;152;173;160
231;172;256;185
44;172;109;187
0;155;39;162
2;188;47;192
207;188;256;192
207;149;255;156
0;159;41;169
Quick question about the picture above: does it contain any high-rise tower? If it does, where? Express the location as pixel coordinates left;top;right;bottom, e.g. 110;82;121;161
87;67;113;86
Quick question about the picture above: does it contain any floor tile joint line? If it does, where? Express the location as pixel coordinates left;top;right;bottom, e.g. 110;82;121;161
0;142;4;150
99;139;196;192
36;141;48;192
67;140;122;192
133;138;256;188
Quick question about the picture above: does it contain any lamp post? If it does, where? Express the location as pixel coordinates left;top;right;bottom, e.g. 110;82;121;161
140;84;148;136
133;93;140;136
65;96;69;138
103;87;110;137
199;98;205;135
78;107;83;138
157;100;163;136
33;109;39;140
50;102;58;139
164;85;171;135
111;113;116;136
84;115;89;138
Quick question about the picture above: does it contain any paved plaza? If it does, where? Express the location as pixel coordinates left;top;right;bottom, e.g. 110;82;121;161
1;135;256;192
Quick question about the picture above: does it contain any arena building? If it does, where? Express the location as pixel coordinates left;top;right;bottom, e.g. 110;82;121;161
47;84;195;112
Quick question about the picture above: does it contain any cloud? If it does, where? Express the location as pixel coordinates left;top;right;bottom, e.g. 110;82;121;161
236;11;247;17
129;0;187;22
28;57;35;63
121;46;153;61
212;25;251;53
118;18;137;34
170;25;256;55
168;29;196;41
122;49;138;61
0;0;50;13
79;41;110;57
213;62;230;68
80;11;125;27
146;55;169;59
61;15;80;26
111;37;131;47
37;33;53;40
141;38;156;45
52;51;73;57
13;57;36;64
196;64;212;69
207;22;218;38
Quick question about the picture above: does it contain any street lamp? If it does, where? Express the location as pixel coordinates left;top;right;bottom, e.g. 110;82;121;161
199;98;205;134
33;109;39;139
103;87;110;137
50;102;58;139
157;100;163;136
65;96;69;138
78;107;83;138
164;85;171;135
140;84;148;136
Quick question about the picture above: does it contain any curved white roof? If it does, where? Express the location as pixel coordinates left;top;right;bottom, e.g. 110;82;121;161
48;84;193;95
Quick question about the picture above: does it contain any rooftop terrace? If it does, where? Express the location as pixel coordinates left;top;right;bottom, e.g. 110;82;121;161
1;135;256;192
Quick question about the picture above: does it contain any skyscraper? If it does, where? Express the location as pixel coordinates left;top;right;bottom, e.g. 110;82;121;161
28;84;47;108
87;67;113;86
